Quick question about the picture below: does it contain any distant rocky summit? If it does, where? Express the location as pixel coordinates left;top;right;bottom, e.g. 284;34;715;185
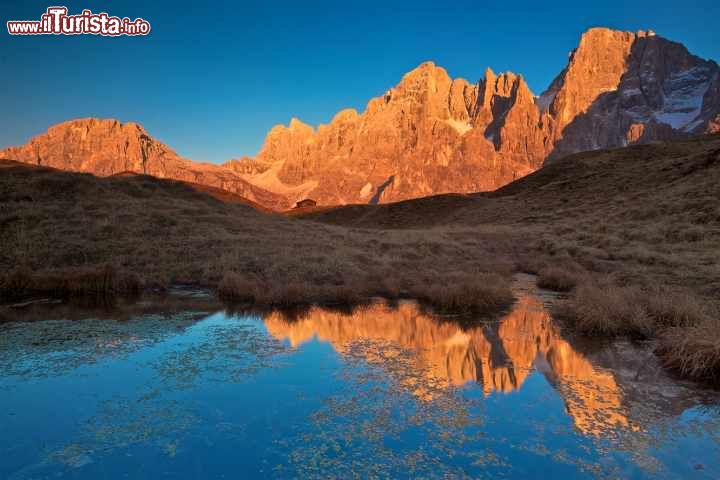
0;118;289;210
2;28;718;208
542;28;720;158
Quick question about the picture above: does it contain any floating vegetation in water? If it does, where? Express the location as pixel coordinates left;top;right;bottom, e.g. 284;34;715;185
275;339;494;478
154;315;290;389
0;312;207;380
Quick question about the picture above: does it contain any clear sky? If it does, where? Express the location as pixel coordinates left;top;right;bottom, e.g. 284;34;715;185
1;0;718;163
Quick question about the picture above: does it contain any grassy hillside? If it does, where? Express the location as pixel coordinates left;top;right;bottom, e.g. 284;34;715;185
296;135;720;380
2;134;719;380
0;160;516;312
299;135;720;297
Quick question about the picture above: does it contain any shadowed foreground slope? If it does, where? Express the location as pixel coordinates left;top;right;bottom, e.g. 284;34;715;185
299;134;720;296
0;160;516;311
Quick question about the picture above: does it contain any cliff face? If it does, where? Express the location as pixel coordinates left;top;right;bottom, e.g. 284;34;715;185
545;29;720;158
239;62;543;205
2;28;719;209
236;28;720;205
0;118;290;209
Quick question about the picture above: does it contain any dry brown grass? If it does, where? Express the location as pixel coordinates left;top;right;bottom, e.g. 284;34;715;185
554;280;713;336
0;161;515;315
1;265;140;300
218;269;514;314
553;283;652;337
407;273;515;314
514;255;545;275
536;264;585;292
644;288;711;328
217;272;258;303
658;319;720;380
218;272;365;307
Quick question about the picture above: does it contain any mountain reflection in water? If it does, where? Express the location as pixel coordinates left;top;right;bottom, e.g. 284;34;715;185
2;280;719;479
264;295;630;437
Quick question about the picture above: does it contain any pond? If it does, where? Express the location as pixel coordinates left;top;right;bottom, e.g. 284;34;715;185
1;276;719;479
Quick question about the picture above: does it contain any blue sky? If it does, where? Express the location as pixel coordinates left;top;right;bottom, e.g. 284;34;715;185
1;0;718;163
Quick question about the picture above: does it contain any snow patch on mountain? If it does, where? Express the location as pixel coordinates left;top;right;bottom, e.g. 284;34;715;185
653;66;712;130
536;90;557;112
444;118;473;135
360;182;373;199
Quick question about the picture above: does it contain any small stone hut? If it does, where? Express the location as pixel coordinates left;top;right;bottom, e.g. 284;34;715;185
294;198;317;208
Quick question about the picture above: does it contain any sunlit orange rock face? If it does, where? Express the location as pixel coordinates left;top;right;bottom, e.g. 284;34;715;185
263;296;632;437
2;28;717;209
0;118;290;210
233;28;720;205
543;28;720;159
233;63;544;205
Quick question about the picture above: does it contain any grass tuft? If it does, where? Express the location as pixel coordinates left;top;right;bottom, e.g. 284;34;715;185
554;280;712;342
0;264;140;301
644;288;710;328
658;318;720;380
537;265;584;292
218;272;258;303
409;274;515;315
553;283;652;337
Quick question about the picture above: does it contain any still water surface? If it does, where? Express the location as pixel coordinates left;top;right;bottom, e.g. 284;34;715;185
1;277;719;479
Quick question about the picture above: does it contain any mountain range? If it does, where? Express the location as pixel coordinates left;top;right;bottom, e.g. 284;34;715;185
2;27;718;209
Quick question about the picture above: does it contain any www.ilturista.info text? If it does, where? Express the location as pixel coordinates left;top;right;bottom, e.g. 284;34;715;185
7;7;150;36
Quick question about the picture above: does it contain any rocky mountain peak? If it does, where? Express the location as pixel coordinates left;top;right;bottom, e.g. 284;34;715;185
331;108;359;124
547;28;636;125
382;61;455;109
400;61;446;83
3;28;718;210
1;118;175;174
288;117;313;134
0;118;290;209
547;28;720;157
